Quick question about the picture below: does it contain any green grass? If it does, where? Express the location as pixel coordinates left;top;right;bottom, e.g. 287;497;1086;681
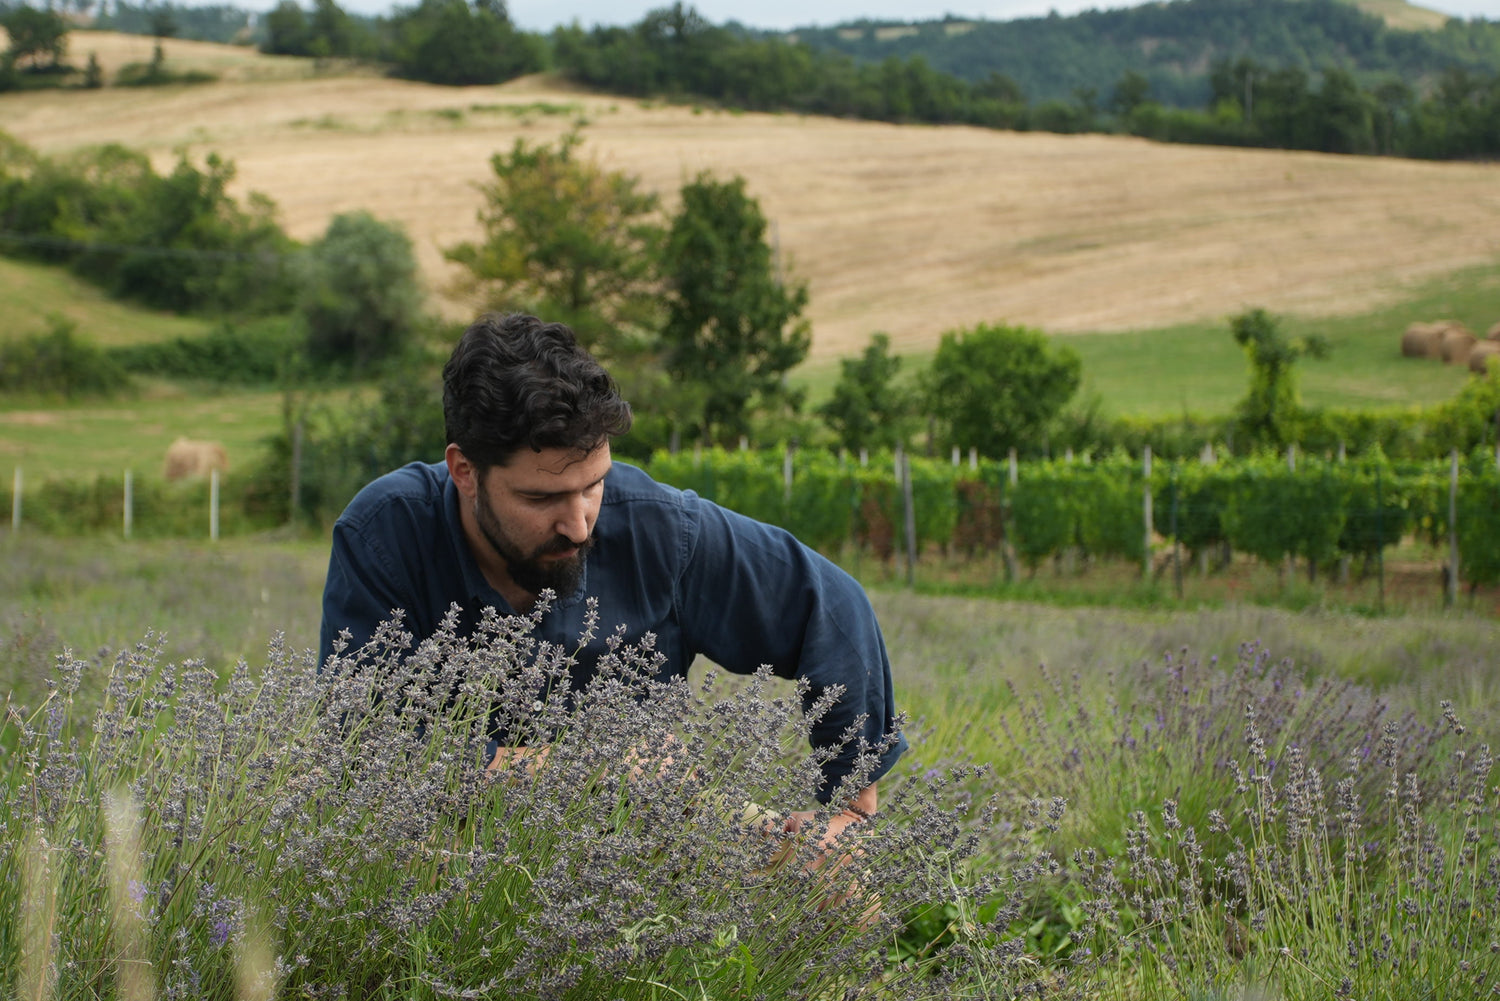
0;384;293;480
794;259;1500;418
0;257;211;348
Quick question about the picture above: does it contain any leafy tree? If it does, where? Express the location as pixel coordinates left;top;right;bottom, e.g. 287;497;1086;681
299;211;425;372
444;131;663;360
263;1;313;55
1112;69;1150;117
817;332;913;452
1230;307;1328;449
922;322;1081;459
2;5;69;70
388;0;543;86
660;172;810;444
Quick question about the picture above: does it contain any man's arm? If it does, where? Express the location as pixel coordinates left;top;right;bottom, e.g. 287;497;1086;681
674;497;908;803
318;517;410;671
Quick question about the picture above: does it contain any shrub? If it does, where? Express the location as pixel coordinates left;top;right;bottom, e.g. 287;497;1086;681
108;318;302;384
0;315;131;398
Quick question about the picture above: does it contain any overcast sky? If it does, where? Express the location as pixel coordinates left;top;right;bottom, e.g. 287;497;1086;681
501;0;1496;32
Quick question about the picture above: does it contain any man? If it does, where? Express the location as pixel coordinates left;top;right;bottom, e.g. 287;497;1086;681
320;312;906;835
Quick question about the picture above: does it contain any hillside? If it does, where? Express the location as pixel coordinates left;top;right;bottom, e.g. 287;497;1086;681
2;31;1500;366
787;0;1500;108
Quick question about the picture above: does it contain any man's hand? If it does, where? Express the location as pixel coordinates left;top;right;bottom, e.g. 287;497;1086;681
773;782;879;921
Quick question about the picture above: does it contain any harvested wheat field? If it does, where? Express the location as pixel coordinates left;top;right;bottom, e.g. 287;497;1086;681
3;31;1500;361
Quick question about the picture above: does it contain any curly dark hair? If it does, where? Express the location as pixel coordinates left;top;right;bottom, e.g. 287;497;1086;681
442;313;633;469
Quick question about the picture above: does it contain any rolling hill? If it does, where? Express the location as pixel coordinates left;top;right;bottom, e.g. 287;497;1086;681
4;31;1498;368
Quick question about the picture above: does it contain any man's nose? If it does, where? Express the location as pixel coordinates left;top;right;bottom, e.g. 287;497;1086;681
556;494;591;544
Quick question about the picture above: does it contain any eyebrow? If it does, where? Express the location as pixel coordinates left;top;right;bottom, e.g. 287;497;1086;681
515;468;610;500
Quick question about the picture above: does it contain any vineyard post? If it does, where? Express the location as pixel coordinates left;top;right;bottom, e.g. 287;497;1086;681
969;447;977;471
858;448;868;467
951;446;960;466
1284;445;1297;585
1142;445;1153;580
11;467;20;532
1447;450;1459;607
210;469;220;542
1375;462;1385;614
901;451;917;589
290;420;304;522
783;442;794;504
1171;467;1183;600
1008;449;1018;487
124;469;133;540
739;436;749;451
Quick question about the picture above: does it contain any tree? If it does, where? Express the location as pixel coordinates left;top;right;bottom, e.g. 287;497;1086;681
922;322;1081;458
660;172;810;444
263;1;313;56
2;5;70;70
388;0;543;86
444;131;662;360
299;211;425;371
1230;307;1328;449
817;332;913;452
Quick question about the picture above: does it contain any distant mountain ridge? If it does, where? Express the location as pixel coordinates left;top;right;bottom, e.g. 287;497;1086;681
778;0;1500;107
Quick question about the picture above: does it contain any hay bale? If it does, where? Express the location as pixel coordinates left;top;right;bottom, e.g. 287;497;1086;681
163;438;228;481
1439;322;1476;364
1469;340;1500;375
1400;321;1444;359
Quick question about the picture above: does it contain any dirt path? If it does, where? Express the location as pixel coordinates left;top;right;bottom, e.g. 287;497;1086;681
3;32;1499;361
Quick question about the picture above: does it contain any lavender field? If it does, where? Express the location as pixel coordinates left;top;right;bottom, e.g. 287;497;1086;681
4;534;1500;999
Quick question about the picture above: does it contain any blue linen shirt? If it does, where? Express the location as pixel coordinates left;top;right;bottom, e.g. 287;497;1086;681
319;460;907;802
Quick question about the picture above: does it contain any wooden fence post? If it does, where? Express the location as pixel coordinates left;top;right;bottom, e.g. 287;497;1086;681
210;469;220;542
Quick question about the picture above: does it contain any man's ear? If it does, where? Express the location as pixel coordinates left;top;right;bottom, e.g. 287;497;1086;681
446;444;479;501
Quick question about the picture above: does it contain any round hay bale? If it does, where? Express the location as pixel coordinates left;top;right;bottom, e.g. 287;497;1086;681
1400;321;1443;359
1440;323;1476;364
163;437;229;481
1469;340;1500;375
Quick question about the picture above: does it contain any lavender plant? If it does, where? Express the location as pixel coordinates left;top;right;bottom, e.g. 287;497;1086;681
0;599;1063;1000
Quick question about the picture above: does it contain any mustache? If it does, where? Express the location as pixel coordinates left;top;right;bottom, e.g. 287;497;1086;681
535;534;591;558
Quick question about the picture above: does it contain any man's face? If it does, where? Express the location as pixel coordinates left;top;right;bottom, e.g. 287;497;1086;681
470;444;612;599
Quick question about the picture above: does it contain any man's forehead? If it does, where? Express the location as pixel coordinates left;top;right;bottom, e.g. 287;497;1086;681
494;444;612;486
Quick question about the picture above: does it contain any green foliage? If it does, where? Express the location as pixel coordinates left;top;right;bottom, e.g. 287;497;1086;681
816;331;916;452
0;314;131;398
0;137;298;316
1230;307;1329;450
298;210;425;373
1;4;69;71
660;172;810;444
1221;455;1349;568
388;0;544;85
923;322;1081;460
444;132;662;360
106;318;302;385
260;0;374;58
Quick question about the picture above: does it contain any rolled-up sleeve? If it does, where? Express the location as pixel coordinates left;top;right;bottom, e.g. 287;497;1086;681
673;495;908;803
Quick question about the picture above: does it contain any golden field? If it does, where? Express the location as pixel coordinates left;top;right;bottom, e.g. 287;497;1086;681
2;30;1499;362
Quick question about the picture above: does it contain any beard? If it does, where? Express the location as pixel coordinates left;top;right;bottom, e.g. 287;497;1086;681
472;484;593;601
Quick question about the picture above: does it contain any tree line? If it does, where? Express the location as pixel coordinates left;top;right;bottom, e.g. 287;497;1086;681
4;0;1496;159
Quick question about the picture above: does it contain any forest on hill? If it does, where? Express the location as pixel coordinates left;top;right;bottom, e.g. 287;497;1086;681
786;0;1500;108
